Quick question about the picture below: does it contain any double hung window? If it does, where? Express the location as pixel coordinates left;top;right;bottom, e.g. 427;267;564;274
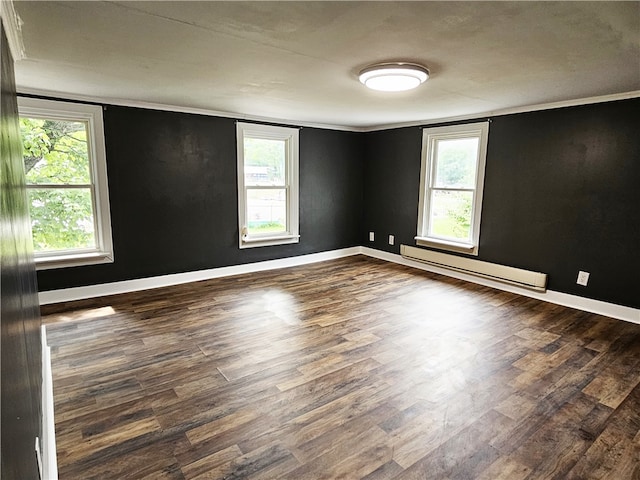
416;122;489;255
18;97;113;269
236;122;299;248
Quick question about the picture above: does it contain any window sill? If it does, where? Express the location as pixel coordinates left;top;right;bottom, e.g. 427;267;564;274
35;251;114;270
240;234;300;249
415;236;478;256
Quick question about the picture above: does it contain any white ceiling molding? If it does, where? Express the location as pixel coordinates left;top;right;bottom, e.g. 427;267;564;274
12;2;640;129
0;0;25;61
359;90;640;132
15;87;355;132
17;87;640;133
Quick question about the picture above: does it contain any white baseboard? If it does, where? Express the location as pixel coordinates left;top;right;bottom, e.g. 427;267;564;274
38;246;639;325
41;326;58;480
361;247;640;325
38;247;361;305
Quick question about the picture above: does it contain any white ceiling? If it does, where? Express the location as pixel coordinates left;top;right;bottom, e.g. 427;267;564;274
12;1;640;129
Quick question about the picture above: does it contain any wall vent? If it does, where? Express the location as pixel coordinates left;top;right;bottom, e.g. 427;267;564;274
401;245;547;291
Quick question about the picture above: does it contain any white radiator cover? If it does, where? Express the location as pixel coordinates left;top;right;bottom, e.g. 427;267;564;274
401;245;548;291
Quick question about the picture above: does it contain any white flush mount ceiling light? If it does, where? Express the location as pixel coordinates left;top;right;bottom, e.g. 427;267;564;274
359;62;429;92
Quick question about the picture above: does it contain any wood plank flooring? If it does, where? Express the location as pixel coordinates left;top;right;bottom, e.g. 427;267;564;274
42;255;640;479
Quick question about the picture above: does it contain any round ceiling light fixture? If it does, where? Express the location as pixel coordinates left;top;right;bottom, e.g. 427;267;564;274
359;62;429;92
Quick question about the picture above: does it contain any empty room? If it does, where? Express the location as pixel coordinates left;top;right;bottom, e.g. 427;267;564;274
1;1;639;479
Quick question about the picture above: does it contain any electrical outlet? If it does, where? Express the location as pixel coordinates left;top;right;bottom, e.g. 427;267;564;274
369;231;375;242
577;271;590;286
388;234;394;245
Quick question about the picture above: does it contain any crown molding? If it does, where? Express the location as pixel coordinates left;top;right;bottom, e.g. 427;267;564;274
0;0;25;61
16;87;640;133
358;90;640;132
15;87;356;132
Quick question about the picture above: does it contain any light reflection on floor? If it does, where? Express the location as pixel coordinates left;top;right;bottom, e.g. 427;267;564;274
45;306;116;324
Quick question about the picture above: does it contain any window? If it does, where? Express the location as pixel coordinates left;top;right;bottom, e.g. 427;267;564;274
236;122;299;248
416;121;489;256
18;97;113;269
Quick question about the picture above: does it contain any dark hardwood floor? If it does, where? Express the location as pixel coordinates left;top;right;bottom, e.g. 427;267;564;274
42;255;640;479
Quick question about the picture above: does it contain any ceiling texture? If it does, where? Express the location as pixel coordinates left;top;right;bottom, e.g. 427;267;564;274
12;1;640;129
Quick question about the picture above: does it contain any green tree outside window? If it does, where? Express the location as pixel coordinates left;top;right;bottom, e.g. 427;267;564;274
20;117;96;252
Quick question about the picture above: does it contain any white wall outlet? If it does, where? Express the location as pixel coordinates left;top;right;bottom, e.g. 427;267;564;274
577;271;590;286
388;234;394;245
369;231;375;242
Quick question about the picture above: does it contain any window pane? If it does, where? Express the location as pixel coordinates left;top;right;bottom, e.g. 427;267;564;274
21;117;91;184
429;190;473;241
27;188;96;252
433;137;479;189
244;138;286;186
246;189;287;234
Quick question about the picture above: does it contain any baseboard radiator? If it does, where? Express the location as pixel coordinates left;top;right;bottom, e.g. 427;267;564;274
400;245;548;291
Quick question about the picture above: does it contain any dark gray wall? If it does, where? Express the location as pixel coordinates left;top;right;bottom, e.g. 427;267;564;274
36;106;364;290
32;95;639;310
363;99;640;309
0;26;43;479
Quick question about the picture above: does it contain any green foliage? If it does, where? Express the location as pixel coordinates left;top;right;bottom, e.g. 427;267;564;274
20;117;95;252
247;221;286;234
430;138;478;240
435;138;478;188
28;189;95;251
244;138;285;183
21;118;51;162
431;191;472;241
447;194;472;238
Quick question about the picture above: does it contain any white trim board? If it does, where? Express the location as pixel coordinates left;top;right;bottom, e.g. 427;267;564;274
38;247;361;305
40;326;58;480
16;87;355;133
17;87;640;133
0;0;25;61
39;246;639;325
361;247;639;325
359;91;640;132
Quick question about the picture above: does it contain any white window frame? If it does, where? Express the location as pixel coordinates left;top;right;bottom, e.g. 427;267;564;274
18;97;114;270
236;122;299;249
416;121;489;256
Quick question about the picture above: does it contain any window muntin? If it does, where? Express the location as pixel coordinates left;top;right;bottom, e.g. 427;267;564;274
417;122;489;256
18;97;113;269
236;123;299;248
